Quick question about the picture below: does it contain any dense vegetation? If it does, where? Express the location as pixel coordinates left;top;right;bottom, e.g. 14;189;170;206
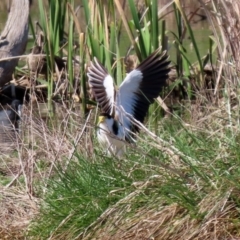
1;0;240;239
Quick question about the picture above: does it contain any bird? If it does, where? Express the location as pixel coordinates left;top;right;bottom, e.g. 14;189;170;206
87;48;171;157
0;99;21;127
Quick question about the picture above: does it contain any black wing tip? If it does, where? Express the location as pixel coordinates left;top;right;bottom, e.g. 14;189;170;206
128;49;171;127
87;57;109;78
137;48;171;74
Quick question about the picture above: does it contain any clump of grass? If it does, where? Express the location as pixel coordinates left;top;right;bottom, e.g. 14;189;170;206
28;155;137;239
3;0;240;239
27;111;240;239
0;187;38;240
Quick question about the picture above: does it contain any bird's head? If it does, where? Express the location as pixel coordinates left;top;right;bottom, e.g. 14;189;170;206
97;113;120;136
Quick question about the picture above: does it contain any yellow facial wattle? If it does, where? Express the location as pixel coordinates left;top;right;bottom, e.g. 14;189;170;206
98;116;106;125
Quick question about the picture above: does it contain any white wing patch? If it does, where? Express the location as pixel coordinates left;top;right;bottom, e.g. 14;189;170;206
103;75;115;114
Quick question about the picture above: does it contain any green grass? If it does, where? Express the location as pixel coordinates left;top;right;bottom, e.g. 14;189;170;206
29;154;137;238
28;115;240;239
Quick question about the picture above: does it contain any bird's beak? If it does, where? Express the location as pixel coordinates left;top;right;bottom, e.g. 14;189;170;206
98;116;105;125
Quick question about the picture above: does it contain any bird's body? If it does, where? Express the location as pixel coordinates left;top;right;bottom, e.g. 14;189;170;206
97;114;126;156
87;48;171;157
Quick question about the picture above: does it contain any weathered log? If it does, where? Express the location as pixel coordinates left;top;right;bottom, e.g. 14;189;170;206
0;0;30;87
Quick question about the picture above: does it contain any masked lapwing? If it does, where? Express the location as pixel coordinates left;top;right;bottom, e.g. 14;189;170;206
87;48;171;157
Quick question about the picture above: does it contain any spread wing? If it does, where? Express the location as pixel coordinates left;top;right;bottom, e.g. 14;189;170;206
87;58;115;116
116;49;171;140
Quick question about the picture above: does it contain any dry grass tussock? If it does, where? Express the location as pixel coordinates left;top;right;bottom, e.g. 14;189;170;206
0;187;38;240
85;188;239;240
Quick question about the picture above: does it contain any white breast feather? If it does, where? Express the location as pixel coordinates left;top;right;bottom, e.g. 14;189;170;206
98;118;126;157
